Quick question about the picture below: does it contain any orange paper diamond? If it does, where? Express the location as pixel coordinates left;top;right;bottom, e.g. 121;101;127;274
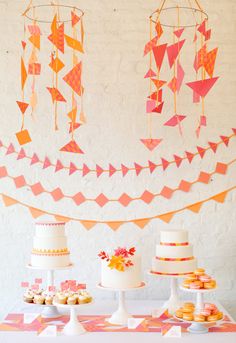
16;129;32;145
49;56;65;73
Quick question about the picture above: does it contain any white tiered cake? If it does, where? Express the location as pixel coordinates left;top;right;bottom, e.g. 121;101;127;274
99;247;142;289
30;222;71;268
151;230;197;276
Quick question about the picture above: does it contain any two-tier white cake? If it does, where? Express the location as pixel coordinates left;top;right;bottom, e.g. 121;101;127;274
151;230;197;276
30;222;71;268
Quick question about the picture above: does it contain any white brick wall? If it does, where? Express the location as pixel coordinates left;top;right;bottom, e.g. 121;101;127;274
0;0;236;319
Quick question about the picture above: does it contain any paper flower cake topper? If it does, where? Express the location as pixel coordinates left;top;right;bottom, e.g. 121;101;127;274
98;247;136;272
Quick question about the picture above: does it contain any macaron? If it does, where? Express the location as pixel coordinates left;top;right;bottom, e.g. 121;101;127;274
194;268;205;276
217;312;223;320
205;303;217;311
194;314;205;322
199;274;212;282
183;302;195;309
183;279;192;288
190;281;201;289
175;309;183;318
204;281;216;289
183;312;194;321
200;309;211;317
186;273;197;281
182;307;194;313
207;314;219;322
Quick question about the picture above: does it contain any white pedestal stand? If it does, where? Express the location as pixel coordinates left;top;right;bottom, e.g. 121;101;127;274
174;315;222;334
179;286;217;312
149;272;182;314
97;282;146;326
27;264;73;318
53;302;92;336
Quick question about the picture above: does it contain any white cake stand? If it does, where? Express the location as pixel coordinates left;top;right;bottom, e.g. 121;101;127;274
53;301;92;336
179;285;217;311
174;315;222;334
97;282;146;325
148;271;185;314
27;264;73;318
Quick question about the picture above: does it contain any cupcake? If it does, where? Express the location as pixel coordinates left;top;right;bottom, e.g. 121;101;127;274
67;295;77;305
45;295;53;305
23;290;34;303
33;294;45;305
55;292;67;304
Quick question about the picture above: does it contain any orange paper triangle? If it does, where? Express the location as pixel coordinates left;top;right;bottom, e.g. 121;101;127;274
54;215;70;223
60;140;84;154
21;57;27;90
71;11;80;27
187;202;203;213
65;34;84;53
47;87;66;103
80;220;96;230
2;195;18;207
48;23;64;53
29;35;40;50
16;101;29;114
211;191;228;203
29;207;45;218
107;221;123;230
67;108;77;122
158;212;174;223
133;218;150;229
63;63;83;96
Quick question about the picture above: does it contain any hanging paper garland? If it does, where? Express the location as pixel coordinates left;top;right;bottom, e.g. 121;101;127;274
16;2;85;154
141;0;219;151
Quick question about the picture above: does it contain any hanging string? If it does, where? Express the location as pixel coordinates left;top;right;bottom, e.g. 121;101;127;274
148;17;153;139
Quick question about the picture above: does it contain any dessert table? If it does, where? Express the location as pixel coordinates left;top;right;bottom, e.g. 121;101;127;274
0;300;235;343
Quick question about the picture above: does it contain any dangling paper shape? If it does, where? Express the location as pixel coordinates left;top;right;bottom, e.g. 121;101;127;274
174;155;183;167
211;191;228;203
29;207;45;219
16;101;29;114
205;29;211;41
109;164;116;177
140;138;162;151
16;129;32;145
155;21;163;38
31;153;39;165
60;140;84;154
49;56;65;73
167;40;185;68
209;141;218;153
151;79;166;89
21;58;27;90
28;63;41;75
194;45;207;72
67;108;77;122
148;160;157;173
55;160;64;172
161;158;170;171
79;111;86;124
176;62;185;92
29;35;40;50
48;23;64;53
134;163;143;176
152;44;167;70
148;90;162;101
168;77;177;93
144;68;156;78
2;195;18;207
29;50;38;64
47;87;66;103
30;92;37;110
186;77;219;97
204;48;218;78
193;90;200;103
28;25;41;35
198;20;206;35
21;41;26;50
96;165;104;177
6;143;15;155
65;34;84;53
146;100;156;113
174;27;184;38
51;14;57;34
17;148;26;160
83;164;90;176
164;114;186;127
71;11;80;27
197;146;206;158
69;162;77;175
187;202;203;213
196;115;207;137
43;157;51;169
143;36;158;56
220;135;230;146
121;164;129;177
63;63;83;96
152;101;164;114
69;122;81;133
186;151;194;163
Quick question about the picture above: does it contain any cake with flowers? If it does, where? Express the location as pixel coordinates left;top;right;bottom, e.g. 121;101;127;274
30;222;71;268
151;230;197;276
99;247;142;288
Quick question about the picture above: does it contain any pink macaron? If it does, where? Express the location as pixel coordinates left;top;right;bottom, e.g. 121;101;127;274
199;275;212;282
205;303;217;311
200;309;211;316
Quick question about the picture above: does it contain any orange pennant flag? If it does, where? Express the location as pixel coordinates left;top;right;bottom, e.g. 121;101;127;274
63;63;83;96
54;215;71;223
158;212;174;223
29;35;40;50
2;195;18;207
49;56;65;73
204;48;218;78
187;202;203;213
16;101;29;114
71;11;80;27
48;23;64;53
80;220;96;230
67;108;77;122
133;218;150;229
60;140;84;154
65;34;84;53
47;87;66;103
21;57;27;90
51;14;57;34
211;191;228;203
29;207;45;218
107;221;123;230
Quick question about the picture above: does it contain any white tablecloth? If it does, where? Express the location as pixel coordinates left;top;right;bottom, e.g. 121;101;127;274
0;300;235;343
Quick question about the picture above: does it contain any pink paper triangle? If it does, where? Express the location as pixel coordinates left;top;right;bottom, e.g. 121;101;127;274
198;20;206;35
174;155;183;167
220;135;230;146
96;165;104;177
152;101;164;114
140;138;162;151
148;89;162;101
167;39;185;68
176;61;185;92
185;151;194;163
144;68;157;78
152;43;167;70
208;142;218;153
197;146;206;158
134;163;143;176
164;114;186;127
146;100;156;113
161;158;169;171
193;90;201;103
143;36;158;56
186;77;219;97
43;157;51;169
174;28;184;38
109;164;116;177
17;148;26;160
121;164;129;177
148;160;157;173
55;160;64;172
82;164;90;176
6;143;15;155
69;162;77;175
31;153;39;165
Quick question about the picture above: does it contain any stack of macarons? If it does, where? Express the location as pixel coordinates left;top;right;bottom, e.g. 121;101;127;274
182;268;216;290
175;302;223;322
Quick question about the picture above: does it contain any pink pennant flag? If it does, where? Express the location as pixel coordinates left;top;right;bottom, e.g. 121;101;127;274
6;143;15;155
148;160;157;173
174;27;184;38
161;158;169;171
61;282;69;291
197;146;206;158
96;165;104;177
31;284;39;290
55;160;64;172
205;29;211;41
21;282;29;288
220;135;230;146
35;278;42;284
144;69;156;78
31;153;39;165
148;90;162;101
164;114;186;127
168;77;177;93
176;62;185;92
167;40;185;68
17;148;26;160
43;157;51;169
134;163;143;176
109;164;116;177
48;285;56;292
77;283;86;289
208;142;218;153
143;36;158;56
146;100;156;113
186;77;219;97
174;155;183;167
152;43;167;70
69;162;77;175
152;101;164;114
140;138;162;151
121;164;129;177
185;151;194;163
198;20;206;35
68;280;76;287
82;164;90;176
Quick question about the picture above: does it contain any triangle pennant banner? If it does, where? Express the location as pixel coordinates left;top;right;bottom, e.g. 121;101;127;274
69;162;77;175
29;207;45;218
55;160;64;172
148;160;157;173
158;212;174;223
209;141;218;153
31;153;39;165
109;164;116;177
107;221;123;230
17;148;26;160
212;191;228;203
80;220;96;230
2;195;18;207
133;218;150;229
54;215;70;223
187;202;203;213
6;143;15;155
60;140;84;154
140;138;162;151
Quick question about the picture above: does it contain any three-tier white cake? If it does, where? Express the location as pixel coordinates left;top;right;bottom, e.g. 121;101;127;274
151;230;197;276
30;222;71;268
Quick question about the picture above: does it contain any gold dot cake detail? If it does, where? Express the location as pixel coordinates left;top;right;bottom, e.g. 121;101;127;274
99;247;142;289
182;268;217;289
151;230;197;275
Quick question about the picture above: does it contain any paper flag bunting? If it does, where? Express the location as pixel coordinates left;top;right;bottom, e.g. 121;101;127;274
17;148;26;160
65;34;84;53
69;162;77;175
29;35;40;50
174;28;184;38
155;21;163;38
6;143;15;155
16;101;28;114
148;160;157;173
144;68;156;78
167;39;185;68
83;164;90;176
161;158;170;171
60;140;84;154
49;56;65;73
152;101;164;114
55;160;64;173
69;122;81;133
204;48;218;78
21;58;27;90
71;11;81;27
164;114;186;127
31;153;39;165
197;146;206;158
176;62;185;92
185;151;194;163
174;155;183;167
48;23;64;53
43;157;51;169
16;129;31;146
144;36;158;56
212;191;228;203
134;163;143;176
2;195;17;207
121;164;129;177
152;43;167;70
63;63;83;96
209;141;218;153
186;77;219;97
151;79;166;89
221;135;230;146
109;164;116;177
47;87;66;103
